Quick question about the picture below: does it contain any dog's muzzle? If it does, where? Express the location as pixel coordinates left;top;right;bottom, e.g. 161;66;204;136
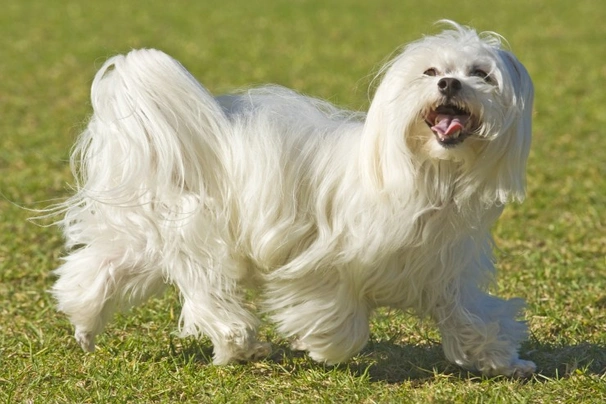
425;102;474;147
423;77;477;147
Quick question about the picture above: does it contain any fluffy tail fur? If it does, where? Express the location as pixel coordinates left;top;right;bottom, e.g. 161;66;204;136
75;49;231;205
60;48;239;249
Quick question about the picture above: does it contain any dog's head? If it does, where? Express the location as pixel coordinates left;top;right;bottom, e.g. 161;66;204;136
363;21;533;204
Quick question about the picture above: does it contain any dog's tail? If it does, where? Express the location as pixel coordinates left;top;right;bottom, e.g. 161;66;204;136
70;49;232;209
59;49;235;249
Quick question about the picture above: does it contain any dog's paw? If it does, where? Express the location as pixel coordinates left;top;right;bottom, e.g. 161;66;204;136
75;328;95;352
212;339;271;364
484;359;536;378
507;359;536;378
290;339;308;352
247;341;272;361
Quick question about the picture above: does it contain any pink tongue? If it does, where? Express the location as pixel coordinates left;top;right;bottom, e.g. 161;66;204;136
431;114;466;136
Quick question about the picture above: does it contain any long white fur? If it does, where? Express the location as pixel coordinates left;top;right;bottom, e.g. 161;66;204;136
53;22;536;376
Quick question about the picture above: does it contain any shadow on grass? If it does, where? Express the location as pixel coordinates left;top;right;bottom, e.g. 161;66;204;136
169;337;605;383
353;340;606;383
524;341;606;379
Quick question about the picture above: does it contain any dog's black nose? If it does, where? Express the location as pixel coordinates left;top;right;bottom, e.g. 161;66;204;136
437;77;462;97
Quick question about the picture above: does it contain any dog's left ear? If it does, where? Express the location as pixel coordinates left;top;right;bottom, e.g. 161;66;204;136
493;50;534;203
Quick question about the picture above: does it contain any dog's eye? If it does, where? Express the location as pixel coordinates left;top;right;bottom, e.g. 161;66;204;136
423;68;438;77
471;68;491;81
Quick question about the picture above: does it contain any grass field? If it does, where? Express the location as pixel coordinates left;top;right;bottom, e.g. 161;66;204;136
1;0;605;402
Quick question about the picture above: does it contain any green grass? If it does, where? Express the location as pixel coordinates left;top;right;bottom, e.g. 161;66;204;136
1;0;605;402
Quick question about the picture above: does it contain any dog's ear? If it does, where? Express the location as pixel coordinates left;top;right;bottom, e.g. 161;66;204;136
491;50;534;203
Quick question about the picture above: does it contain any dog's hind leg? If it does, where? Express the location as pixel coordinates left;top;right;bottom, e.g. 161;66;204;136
52;247;166;352
172;258;270;365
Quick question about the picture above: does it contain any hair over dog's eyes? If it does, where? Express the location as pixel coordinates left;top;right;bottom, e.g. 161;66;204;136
470;68;491;81
423;68;438;77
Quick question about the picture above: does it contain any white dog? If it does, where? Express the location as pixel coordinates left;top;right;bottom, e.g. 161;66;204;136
53;21;536;377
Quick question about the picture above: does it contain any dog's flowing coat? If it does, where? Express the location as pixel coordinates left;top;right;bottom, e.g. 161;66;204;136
53;22;536;377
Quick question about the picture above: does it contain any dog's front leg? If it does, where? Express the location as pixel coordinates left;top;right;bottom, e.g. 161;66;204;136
432;282;536;378
267;274;371;365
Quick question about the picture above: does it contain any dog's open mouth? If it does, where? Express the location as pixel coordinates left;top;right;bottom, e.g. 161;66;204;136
425;104;474;147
